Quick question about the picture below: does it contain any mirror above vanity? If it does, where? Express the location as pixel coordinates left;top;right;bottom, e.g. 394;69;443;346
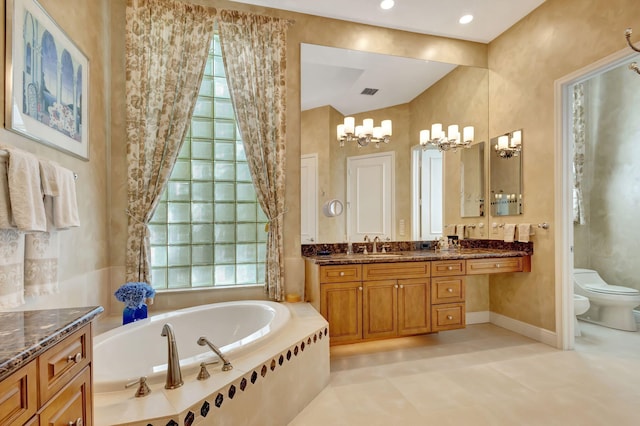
490;130;523;216
300;43;490;244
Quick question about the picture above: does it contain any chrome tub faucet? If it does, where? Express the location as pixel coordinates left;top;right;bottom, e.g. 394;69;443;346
197;336;233;371
161;323;184;389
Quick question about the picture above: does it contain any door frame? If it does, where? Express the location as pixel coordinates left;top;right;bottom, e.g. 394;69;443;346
554;47;639;350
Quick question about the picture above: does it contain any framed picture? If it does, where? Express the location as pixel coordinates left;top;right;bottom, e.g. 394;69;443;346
4;0;89;160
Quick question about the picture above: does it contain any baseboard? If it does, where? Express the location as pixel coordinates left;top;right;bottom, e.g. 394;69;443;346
466;311;490;324
490;312;557;347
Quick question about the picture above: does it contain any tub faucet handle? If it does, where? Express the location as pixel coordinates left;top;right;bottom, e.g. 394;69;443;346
197;362;211;380
125;376;151;397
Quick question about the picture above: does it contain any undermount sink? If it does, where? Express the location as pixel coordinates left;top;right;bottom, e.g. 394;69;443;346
366;253;404;258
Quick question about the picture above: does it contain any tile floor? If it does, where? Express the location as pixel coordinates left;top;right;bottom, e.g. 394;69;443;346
289;321;640;425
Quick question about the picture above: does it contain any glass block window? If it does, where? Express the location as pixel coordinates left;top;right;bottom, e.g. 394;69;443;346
149;34;268;290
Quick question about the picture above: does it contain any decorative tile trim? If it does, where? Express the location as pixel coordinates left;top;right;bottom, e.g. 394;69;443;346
170;326;330;426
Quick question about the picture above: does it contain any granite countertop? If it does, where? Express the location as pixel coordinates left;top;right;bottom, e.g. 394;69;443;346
0;306;104;381
304;248;531;265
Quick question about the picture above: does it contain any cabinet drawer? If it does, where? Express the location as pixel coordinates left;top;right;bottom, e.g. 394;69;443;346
466;257;525;274
431;260;466;277
431;303;465;332
38;324;91;405
0;360;37;426
363;262;430;280
39;366;92;426
320;264;362;283
431;276;465;304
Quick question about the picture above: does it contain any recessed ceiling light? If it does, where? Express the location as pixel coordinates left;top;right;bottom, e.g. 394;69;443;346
380;0;395;10
459;14;474;24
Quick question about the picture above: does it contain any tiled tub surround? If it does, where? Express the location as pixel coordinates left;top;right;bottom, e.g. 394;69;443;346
93;303;329;426
0;306;104;381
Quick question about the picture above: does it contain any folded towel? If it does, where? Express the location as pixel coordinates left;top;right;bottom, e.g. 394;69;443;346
43;163;80;229
24;231;59;296
0;158;15;229
6;149;46;232
503;223;516;243
39;159;60;196
0;229;26;308
456;224;465;240
517;223;535;243
444;224;456;237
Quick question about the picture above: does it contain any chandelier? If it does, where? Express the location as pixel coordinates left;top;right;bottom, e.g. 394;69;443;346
337;117;392;148
419;123;474;151
624;28;640;75
494;130;522;158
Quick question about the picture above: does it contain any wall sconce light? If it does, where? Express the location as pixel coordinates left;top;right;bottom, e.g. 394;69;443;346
419;123;474;152
337;117;392;148
624;28;640;75
494;130;522;158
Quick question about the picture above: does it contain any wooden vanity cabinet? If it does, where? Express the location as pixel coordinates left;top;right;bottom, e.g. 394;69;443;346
0;323;94;426
430;260;466;332
362;262;431;340
320;281;363;344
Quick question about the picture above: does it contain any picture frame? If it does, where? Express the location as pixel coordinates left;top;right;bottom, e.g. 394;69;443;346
4;0;89;160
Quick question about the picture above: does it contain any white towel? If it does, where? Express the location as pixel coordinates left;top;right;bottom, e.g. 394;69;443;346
40;162;80;229
0;158;15;229
24;231;59;296
0;229;26;308
456;224;465;240
517;223;535;243
444;224;456;237
6;149;46;232
503;223;516;243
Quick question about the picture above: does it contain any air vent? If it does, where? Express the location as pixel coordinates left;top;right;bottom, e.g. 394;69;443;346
360;88;379;96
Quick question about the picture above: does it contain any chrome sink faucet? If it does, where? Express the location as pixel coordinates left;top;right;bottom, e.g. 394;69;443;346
161;323;183;389
373;236;381;253
198;336;233;371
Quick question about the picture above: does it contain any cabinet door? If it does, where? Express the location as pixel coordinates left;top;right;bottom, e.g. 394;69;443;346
363;280;397;339
321;281;362;344
39;366;92;426
398;278;431;336
0;360;37;426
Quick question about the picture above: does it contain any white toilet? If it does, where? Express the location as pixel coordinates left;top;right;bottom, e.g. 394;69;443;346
573;294;590;336
574;268;640;332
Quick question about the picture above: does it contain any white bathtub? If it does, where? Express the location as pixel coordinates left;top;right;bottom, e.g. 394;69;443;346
93;300;290;392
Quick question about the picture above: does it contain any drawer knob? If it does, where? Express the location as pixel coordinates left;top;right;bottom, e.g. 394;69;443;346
448;266;453;270
68;418;83;426
67;352;82;363
495;263;501;268
447;315;453;320
339;272;345;276
447;288;454;293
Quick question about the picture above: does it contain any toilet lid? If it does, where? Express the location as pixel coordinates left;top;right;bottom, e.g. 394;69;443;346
584;283;640;295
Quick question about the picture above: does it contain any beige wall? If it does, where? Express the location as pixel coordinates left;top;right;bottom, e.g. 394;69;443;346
574;64;640;292
0;0;111;311
487;0;640;331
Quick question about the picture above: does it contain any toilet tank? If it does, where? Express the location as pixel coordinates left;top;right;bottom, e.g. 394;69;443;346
573;268;606;286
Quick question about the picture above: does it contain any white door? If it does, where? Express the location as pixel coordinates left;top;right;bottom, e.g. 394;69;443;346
300;154;318;244
411;147;443;240
346;152;394;242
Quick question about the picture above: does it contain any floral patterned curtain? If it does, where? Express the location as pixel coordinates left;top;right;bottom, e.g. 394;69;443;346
217;10;290;301
573;83;586;225
125;0;216;283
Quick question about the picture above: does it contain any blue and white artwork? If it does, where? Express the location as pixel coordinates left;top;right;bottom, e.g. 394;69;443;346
6;0;89;159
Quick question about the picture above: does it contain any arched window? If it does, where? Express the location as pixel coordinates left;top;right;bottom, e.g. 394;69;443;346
60;50;74;107
41;31;58;110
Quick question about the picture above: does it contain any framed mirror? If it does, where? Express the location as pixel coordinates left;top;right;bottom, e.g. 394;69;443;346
460;142;485;217
490;130;523;216
300;43;489;243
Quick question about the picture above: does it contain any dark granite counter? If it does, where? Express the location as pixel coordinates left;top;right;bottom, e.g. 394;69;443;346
0;306;104;381
304;248;530;266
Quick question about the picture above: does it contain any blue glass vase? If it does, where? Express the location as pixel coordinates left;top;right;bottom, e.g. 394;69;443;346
122;303;148;325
